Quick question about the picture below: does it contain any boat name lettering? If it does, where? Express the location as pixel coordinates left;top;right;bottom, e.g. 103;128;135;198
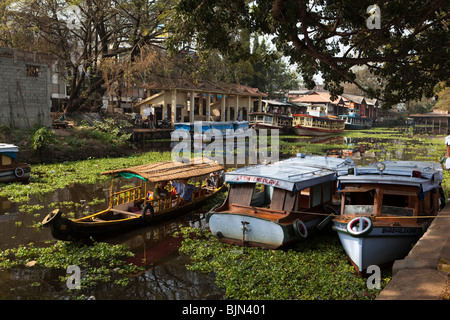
382;227;417;234
235;175;280;187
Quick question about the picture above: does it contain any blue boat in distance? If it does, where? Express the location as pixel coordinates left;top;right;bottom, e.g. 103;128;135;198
339;109;373;130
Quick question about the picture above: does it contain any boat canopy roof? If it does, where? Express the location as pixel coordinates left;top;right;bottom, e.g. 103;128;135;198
0;143;19;159
225;154;352;192
336;160;443;192
102;158;224;182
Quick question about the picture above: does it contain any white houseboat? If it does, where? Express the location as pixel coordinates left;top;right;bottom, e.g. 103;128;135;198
207;154;351;249
332;160;443;272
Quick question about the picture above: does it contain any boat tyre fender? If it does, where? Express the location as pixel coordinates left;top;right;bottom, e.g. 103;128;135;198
347;216;372;237
14;167;24;178
42;209;62;226
141;203;154;220
294;219;308;238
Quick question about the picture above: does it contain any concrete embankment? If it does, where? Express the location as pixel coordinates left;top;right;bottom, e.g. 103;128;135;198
376;204;450;300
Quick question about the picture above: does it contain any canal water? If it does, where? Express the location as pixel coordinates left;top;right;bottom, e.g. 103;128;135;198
0;128;446;299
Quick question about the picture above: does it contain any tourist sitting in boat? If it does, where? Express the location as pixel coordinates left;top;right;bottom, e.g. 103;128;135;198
172;179;195;204
153;181;169;200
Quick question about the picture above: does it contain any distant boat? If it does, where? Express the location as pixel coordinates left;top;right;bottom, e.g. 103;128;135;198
42;158;224;241
0;143;30;183
339;109;373;130
172;121;250;142
292;105;345;136
248;112;293;134
207;154;351;249
332;160;444;272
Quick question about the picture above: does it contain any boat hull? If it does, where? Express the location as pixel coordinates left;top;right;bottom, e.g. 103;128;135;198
332;221;423;272
293;126;344;136
44;188;223;241
0;166;31;183
208;212;321;249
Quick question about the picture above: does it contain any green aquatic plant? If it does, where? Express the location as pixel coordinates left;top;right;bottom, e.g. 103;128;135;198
176;227;389;300
0;150;173;203
0;241;142;291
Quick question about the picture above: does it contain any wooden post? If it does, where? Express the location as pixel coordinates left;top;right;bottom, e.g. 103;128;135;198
247;96;252;120
190;91;195;123
199;94;203;120
171;89;177;128
226;95;231;121
258;96;262;112
235;95;239;121
221;94;226;121
206;92;211;121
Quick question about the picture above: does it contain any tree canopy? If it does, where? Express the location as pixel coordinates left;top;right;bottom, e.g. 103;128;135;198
167;0;450;107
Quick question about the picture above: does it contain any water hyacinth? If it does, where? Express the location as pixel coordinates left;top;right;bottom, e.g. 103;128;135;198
177;227;390;300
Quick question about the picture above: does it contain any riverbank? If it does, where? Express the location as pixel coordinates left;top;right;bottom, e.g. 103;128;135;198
376;203;450;300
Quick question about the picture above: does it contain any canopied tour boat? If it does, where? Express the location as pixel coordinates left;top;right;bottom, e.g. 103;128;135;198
43;158;224;241
332;160;444;272
248;112;293;134
207;154;351;249
292;105;345;136
0;143;31;183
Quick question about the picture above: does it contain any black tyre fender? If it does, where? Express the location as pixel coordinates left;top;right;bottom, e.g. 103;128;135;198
42;209;62;226
14;167;24;178
141;203;154;220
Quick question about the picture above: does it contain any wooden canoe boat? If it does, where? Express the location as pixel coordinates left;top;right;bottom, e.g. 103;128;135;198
207;154;352;249
332;160;444;272
42;158;224;241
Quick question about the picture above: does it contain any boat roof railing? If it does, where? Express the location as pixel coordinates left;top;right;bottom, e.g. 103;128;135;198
336;160;443;192
225;154;352;192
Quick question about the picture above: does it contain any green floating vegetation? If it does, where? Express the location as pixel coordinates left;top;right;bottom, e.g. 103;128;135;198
0;151;173;203
0;241;142;291
176;227;390;300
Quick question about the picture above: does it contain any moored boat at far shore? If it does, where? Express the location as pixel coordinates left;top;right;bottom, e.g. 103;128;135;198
292;105;345;136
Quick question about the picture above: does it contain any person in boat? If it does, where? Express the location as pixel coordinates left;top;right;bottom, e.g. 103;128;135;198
152;181;169;200
172;179;195;205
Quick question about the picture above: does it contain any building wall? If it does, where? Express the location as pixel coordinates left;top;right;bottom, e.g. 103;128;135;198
0;47;52;129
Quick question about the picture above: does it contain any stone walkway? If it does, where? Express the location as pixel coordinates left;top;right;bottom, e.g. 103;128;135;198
376;204;450;300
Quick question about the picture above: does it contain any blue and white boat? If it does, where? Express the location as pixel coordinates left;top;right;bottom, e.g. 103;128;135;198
332;160;443;272
207;154;351;249
172;121;250;143
339;108;372;130
0;143;31;183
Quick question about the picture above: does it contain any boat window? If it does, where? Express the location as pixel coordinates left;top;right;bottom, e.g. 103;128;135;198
229;183;255;206
342;190;375;215
312;184;322;207
2;155;12;166
323;181;331;203
344;205;374;215
270;188;297;212
381;193;414;216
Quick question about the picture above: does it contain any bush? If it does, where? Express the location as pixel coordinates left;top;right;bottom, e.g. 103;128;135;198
31;127;55;152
